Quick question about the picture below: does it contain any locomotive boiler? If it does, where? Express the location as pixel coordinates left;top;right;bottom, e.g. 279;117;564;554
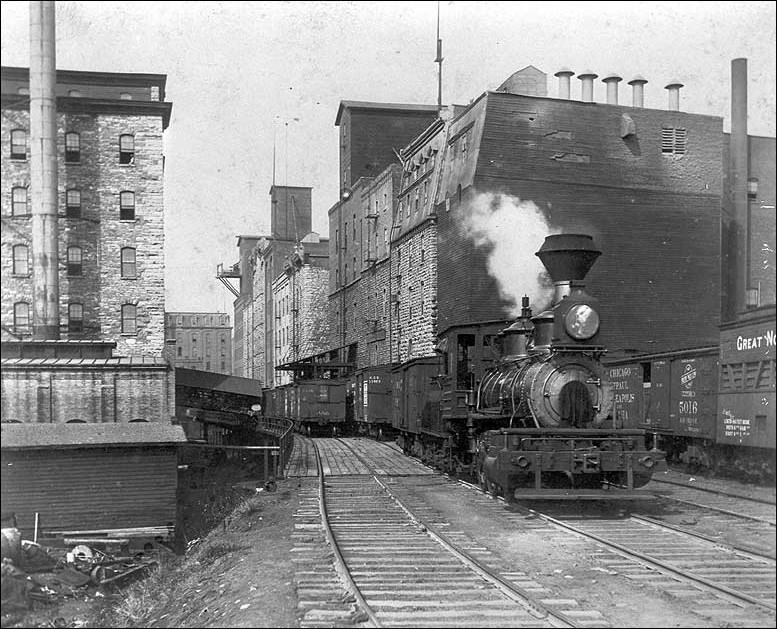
473;234;667;499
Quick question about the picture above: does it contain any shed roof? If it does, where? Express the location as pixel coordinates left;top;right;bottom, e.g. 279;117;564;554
335;100;439;125
1;422;187;450
175;368;264;397
0;356;169;369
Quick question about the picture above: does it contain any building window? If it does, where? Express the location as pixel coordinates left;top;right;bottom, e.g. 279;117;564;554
68;303;84;334
121;247;137;278
120;191;135;220
661;127;687;156
12;245;29;275
121;304;137;334
10;129;27;160
13;302;30;335
12;187;28;215
344;222;348;247
65;132;81;162
120;92;133;100
177;346;182;357
68;90;82;97
119;134;134;164
67;246;83;276
66;188;81;218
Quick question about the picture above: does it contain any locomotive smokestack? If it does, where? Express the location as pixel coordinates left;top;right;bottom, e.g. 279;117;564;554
536;234;601;304
29;0;60;340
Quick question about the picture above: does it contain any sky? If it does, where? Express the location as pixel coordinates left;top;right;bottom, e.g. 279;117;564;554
1;1;775;313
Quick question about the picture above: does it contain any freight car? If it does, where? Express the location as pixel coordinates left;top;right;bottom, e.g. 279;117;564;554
604;304;776;483
264;379;347;436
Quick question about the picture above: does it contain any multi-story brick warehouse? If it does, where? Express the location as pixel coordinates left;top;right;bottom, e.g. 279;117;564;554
219;185;331;385
1;66;172;357
164;312;232;374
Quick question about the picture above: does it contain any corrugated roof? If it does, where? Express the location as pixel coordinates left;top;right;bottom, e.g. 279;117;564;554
0;356;169;369
1;422;187;449
175;368;264;397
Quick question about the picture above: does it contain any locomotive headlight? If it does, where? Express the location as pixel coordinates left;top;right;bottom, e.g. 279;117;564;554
564;304;600;340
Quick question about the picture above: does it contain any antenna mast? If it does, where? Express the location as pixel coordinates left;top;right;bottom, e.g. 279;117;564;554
435;1;443;113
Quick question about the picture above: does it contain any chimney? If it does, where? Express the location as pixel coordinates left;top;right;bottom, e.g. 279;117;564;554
554;67;574;99
730;58;749;316
577;71;597;103
29;0;60;340
664;80;683;111
602;73;622;105
628;76;648;107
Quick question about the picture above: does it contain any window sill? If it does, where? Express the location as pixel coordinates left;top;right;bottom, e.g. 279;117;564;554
9;157;28;162
119;219;138;223
11;274;31;278
120;276;138;280
119;333;138;337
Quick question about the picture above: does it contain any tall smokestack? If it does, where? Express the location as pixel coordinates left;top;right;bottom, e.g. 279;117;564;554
602;73;622;105
577;71;597;102
554;68;574;99
730;58;749;315
664;80;683;111
29;0;59;339
628;76;647;108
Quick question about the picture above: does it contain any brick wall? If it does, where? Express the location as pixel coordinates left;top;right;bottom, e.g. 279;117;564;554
1;109;166;356
0;364;174;423
391;222;438;363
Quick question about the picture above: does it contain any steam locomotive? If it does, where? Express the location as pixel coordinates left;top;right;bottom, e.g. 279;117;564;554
266;234;667;498
469;234;666;499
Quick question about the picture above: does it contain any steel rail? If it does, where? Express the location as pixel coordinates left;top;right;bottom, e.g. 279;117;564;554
657;493;776;527
651;477;776;506
335;438;577;629
520;505;777;614
312;440;382;628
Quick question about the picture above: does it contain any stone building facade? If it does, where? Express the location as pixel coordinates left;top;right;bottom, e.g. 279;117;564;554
1;67;171;357
164;312;232;374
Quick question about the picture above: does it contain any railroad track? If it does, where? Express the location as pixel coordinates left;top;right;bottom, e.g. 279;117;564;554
292;437;610;628
458;486;777;628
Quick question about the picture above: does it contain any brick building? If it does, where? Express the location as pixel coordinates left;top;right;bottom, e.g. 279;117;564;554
328;101;439;369
219;186;331;385
1;66;172;357
164;312;232;374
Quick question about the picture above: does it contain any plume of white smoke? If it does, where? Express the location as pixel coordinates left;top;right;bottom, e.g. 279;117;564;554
462;191;555;316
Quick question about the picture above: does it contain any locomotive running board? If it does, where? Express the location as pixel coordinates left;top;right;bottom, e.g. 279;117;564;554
511;489;659;500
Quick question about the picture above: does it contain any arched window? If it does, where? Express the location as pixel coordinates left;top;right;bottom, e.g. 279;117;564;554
119;92;133;100
120;191;135;220
12;187;28;215
121;247;136;278
68;303;84;334
119;134;134;164
13;302;30;335
11;129;27;160
66;189;81;218
12;245;29;275
121;304;137;334
65;132;80;162
67;246;83;276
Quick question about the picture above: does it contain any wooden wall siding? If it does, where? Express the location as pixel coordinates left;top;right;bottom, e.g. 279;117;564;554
433;92;724;355
348;109;439;187
437;182;722;355
437;96;488;202
0;447;178;535
476;92;723;196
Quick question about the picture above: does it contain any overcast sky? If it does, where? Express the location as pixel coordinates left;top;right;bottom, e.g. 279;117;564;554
1;1;775;313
